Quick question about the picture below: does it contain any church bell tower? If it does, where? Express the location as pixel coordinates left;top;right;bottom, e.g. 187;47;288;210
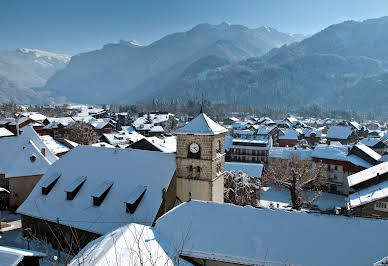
175;111;227;203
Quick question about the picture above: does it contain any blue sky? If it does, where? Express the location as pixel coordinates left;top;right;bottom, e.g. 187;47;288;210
1;0;388;55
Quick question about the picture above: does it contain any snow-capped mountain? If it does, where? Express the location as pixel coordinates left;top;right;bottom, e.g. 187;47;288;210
0;48;70;104
44;22;304;104
0;48;70;89
148;16;388;113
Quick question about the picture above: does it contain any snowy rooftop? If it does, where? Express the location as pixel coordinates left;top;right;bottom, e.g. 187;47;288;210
175;113;227;135
311;143;372;169
17;146;176;235
146;136;176;153
0;246;46;266
102;131;144;146
0;128;13;137
347;162;388;188
39;135;69;155
132;113;173;129
348;180;388;209
69;223;192;266
156;200;388;266
326;125;353;139
279;128;299;140
354;144;381;161
269;147;312;160
224;162;263;177
0;127;57;178
359;138;381;147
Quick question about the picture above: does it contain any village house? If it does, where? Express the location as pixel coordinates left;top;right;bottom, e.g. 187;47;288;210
252;125;283;146
229;136;272;164
359;138;388;155
40;117;75;138
311;142;373;194
0;126;57;210
99;131;144;148
0;116;44;136
326;125;358;145
346;162;388;218
128;136;176;153
18;112;227;252
278;128;300;147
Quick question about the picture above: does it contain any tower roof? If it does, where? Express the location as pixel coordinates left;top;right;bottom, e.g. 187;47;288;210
175;113;227;135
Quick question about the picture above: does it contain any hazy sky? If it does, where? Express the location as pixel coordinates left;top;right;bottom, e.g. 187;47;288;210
1;0;388;55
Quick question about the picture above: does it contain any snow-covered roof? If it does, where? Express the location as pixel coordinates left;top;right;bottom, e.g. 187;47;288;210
69;223;192;266
312;143;372;169
17;146;176;235
381;133;388;143
359;138;382;147
0;246;46;266
349;121;362;131
233;129;254;135
132;113;172;128
0;127;57;178
175;113;227;135
156;200;388;266
102;131;144;146
347;162;388;188
224;162;263;177
0;128;13;137
255;125;276;135
91;142;115;148
149;125;164;133
279;129;299;140
39;135;70;155
230;137;271;151
146;136;176;153
20;112;47;122
348;180;388;208
326;126;353;140
269;147;313;160
354;144;381;161
89;118;114;129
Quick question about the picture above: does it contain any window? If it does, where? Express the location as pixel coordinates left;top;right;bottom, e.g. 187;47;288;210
125;185;147;214
374;201;388;212
65;176;87;200
41;172;61;195
92;181;113;206
334;166;338;171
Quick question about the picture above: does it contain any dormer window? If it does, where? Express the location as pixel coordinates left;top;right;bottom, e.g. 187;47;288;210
41;172;61;195
125;185;147;214
65;176;86;200
92;181;113;206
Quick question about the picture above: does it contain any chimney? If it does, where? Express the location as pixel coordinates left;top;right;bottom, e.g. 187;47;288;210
41;148;46;156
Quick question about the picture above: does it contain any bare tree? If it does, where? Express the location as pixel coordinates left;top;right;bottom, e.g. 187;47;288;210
262;155;327;210
64;121;99;145
224;171;260;207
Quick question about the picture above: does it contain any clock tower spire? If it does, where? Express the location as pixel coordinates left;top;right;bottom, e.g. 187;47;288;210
175;112;227;203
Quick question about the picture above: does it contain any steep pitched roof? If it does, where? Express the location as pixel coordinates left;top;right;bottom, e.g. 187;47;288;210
0;127;57;178
326;126;353;140
175;113;227;135
17;146;176;235
347;180;388;209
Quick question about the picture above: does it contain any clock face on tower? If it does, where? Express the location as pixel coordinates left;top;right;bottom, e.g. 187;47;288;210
189;143;200;154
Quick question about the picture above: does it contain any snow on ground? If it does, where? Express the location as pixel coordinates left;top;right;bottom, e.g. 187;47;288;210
259;186;345;211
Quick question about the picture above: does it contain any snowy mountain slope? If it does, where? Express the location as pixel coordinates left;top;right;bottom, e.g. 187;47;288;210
0;48;70;88
44;22;305;104
150;16;388;112
0;48;70;104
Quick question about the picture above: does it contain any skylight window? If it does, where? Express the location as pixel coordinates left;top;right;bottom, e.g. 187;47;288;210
41;172;61;195
92;181;113;206
125;185;147;214
65;176;87;200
